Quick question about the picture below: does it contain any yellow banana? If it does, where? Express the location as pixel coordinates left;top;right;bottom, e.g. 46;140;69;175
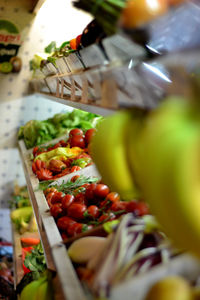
91;110;141;200
131;97;200;256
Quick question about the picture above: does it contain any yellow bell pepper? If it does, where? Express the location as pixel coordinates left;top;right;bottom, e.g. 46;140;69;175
34;147;84;166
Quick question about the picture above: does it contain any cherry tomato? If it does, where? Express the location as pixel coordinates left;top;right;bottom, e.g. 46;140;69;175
98;212;116;223
33;146;39;157
87;205;100;218
32;162;37;174
50;203;63;218
84;128;96;146
81;183;90;190
70;135;86;148
71;166;81;172
44;187;57;197
61;232;68;240
67;203;87;220
85;183;97;201
71;175;80;182
57;216;76;231
99;199;112;211
69;128;83;137
36;168;53;181
59;140;67;147
110;201;127;212
46;191;56;207
94;184;110;199
106;192;120;203
67;222;83;237
35;160;41;170
74;193;87;205
121;0;168;29
51;191;63;204
62;194;75;211
125;201;149;216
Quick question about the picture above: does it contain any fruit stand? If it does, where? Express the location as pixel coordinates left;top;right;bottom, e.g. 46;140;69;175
2;0;200;299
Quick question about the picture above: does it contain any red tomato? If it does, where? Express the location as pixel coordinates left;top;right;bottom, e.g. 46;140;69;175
106;192;120;203
85;183;97;201
67;203;87;220
35;159;46;170
36;168;53;181
99;199;112;211
67;222;83;237
70;135;86;148
110;201;127;212
59;140;67;147
71;165;81;172
94;184;110;199
57;216;76;231
61;232;68;240
74;193;87;205
84;128;96;146
51;191;63;204
46;191;56;207
62;194;75;211
71;175;80;182
98;212;116;223
87;205;100;218
69;128;83;137
50;203;63;218
44;187;57;197
32;162;37;174
33;146;39;157
125;201;149;216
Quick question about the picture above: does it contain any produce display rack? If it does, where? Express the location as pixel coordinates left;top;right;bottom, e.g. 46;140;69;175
18;137;101;300
30;33;154;114
17;134;200;300
25;3;200;296
12;226;40;289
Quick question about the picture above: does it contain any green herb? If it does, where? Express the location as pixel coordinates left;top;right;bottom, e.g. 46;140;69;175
24;243;47;273
39;175;99;194
73;0;128;35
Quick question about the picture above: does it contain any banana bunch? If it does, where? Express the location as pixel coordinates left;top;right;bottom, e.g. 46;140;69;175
131;96;200;256
20;273;53;300
91;108;147;200
91;96;200;256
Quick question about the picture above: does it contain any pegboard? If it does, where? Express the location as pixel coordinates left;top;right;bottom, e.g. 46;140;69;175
0;0;92;211
0;94;74;207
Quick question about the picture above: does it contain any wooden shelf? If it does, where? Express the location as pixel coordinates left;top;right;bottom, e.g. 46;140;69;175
18;138;100;300
12;224;40;289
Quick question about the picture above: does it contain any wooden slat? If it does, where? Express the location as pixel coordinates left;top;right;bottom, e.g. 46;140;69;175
12;224;40;288
18;138;100;300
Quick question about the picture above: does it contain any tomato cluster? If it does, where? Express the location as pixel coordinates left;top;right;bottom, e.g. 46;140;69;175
44;177;149;240
32;128;96;181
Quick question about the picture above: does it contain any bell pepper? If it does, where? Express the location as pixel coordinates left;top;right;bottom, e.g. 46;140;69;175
34;147;84;166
